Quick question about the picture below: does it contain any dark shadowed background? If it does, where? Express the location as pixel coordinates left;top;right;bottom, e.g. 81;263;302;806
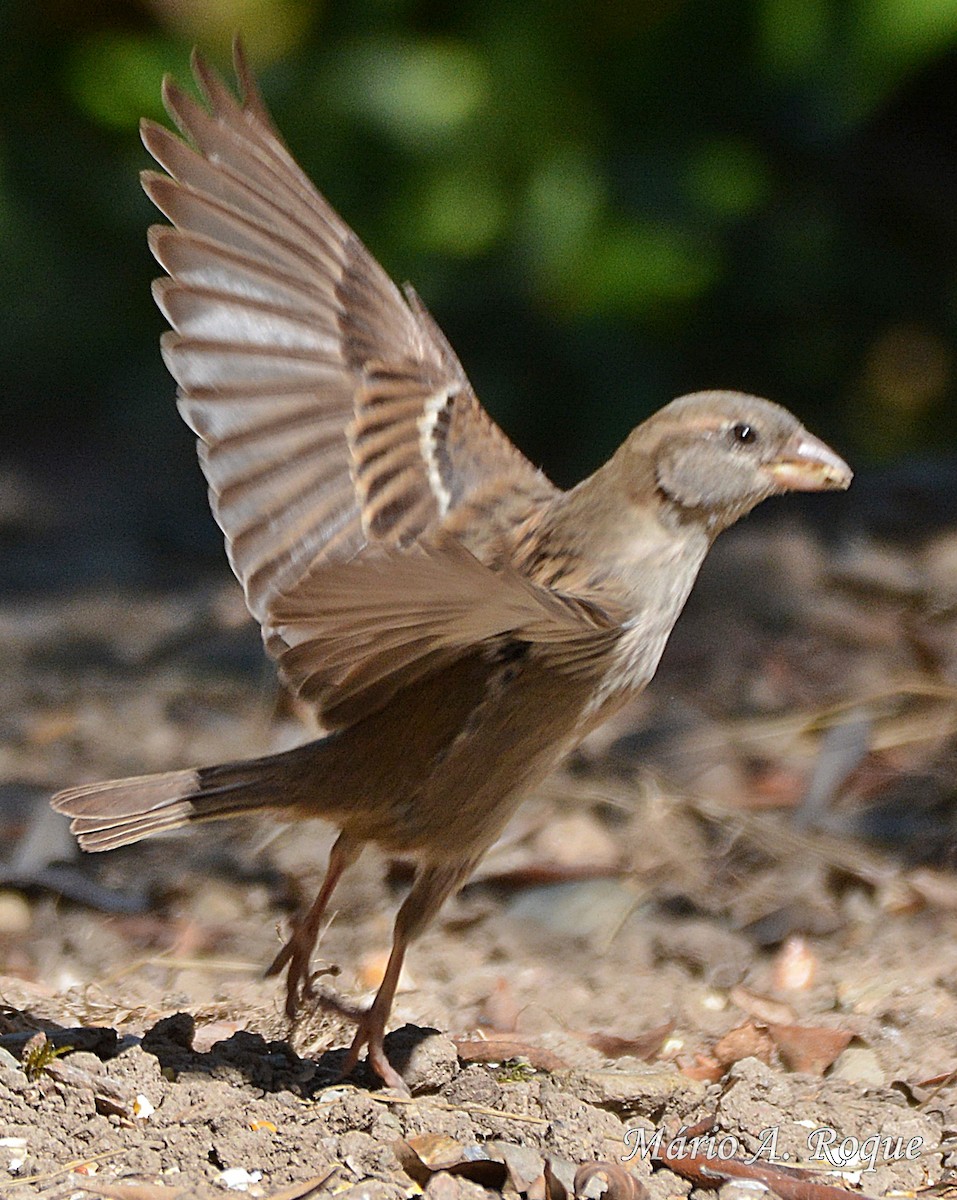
3;0;957;590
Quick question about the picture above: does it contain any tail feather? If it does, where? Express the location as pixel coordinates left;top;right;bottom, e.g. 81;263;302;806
51;758;299;852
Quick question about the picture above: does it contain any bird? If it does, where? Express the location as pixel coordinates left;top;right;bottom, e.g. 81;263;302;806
51;43;852;1092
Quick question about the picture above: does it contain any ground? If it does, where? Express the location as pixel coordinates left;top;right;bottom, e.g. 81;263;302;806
3;499;957;1199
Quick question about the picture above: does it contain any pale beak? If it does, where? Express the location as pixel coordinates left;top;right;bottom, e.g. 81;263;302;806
764;430;853;492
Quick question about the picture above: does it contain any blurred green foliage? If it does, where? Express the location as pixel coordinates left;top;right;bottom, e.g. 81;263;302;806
3;0;957;501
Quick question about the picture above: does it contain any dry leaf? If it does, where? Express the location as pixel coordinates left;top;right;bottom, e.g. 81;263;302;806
400;1133;469;1172
394;1135;508;1191
767;1024;853;1075
454;1038;567;1072
574;1162;647;1200
587;1022;673;1061
654;1132;878;1200
679;1054;724;1083
66;1182;189;1199
713;1022;774;1067
262;1171;338;1200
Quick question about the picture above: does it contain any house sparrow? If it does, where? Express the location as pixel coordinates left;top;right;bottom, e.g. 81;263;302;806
52;45;851;1091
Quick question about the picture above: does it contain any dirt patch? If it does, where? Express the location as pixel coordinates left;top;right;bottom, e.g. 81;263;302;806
3;517;957;1197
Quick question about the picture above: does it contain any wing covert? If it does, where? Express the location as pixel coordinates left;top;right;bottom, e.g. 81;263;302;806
143;44;556;630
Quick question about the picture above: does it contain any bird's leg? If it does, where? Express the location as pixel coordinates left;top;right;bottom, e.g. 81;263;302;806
331;858;475;1092
334;924;410;1090
265;831;361;1017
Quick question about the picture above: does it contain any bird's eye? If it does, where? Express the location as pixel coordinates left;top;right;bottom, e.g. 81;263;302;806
730;422;757;445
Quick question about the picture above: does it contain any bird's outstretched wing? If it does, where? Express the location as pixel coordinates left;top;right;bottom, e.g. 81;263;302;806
143;45;613;726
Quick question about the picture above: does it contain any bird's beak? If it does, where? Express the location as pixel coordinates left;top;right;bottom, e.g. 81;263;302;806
763;430;853;492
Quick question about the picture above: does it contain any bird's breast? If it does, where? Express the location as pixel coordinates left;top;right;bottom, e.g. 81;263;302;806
578;528;710;720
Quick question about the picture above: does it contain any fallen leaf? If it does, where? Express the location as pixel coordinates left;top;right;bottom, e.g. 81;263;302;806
767;1024;852;1075
693;1156;873;1200
679;1054;724;1083
454;1038;567;1072
713;1022;774;1067
67;1183;188;1199
262;1172;338;1200
587;1022;673;1061
394;1135;507;1190
399;1133;468;1172
654;1125;879;1200
574;1161;647;1200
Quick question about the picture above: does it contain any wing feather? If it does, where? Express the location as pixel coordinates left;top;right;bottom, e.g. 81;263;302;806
145;44;571;725
269;540;620;727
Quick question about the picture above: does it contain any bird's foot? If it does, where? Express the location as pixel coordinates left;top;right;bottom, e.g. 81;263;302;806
318;993;409;1094
264;835;358;1017
266;929;406;1090
264;927;326;1018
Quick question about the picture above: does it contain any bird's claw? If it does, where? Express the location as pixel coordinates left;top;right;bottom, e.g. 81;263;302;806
318;994;408;1093
267;935;408;1091
265;929;324;1018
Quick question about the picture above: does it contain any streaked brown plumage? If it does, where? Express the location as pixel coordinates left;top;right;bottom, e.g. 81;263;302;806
52;45;852;1091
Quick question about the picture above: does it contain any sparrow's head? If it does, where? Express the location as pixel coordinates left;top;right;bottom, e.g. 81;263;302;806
635;390;851;530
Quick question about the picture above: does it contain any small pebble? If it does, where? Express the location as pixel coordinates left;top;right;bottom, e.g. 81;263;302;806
0;890;31;935
1;1135;27;1173
772;935;817;992
384;1025;459;1093
217;1166;262;1190
829;1045;884;1086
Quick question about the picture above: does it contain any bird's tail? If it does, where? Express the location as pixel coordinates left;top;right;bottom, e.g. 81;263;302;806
51;743;321;852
